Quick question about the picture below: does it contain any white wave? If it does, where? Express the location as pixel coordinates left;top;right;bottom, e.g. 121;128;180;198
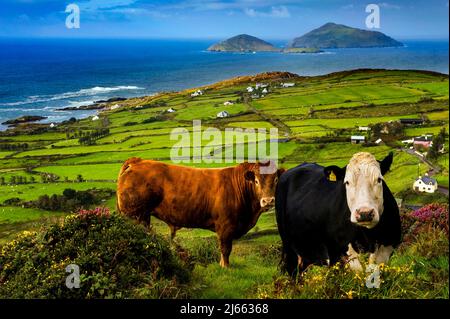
0;85;144;106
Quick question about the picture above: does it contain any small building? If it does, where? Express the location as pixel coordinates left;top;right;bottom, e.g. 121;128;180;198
251;94;260;99
351;135;366;144
191;90;204;97
92;115;99;121
358;126;371;131
281;82;295;88
110;104;121;110
166;108;176;113
413;175;438;193
246;86;254;93
262;88;268;94
413;135;433;150
49;123;56;128
223;101;234;106
375;138;384;145
401;139;414;145
255;83;268;89
216;111;230;118
400;118;424;125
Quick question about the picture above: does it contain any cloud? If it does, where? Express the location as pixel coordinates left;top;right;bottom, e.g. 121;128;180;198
341;4;354;10
78;0;138;12
107;7;170;18
244;5;290;18
378;2;401;9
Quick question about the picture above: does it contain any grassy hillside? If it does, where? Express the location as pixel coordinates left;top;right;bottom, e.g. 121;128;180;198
0;69;448;298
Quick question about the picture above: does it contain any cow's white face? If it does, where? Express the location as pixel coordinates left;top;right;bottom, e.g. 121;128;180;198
344;152;385;229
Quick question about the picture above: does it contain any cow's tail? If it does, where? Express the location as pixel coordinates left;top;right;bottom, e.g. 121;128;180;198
116;157;142;214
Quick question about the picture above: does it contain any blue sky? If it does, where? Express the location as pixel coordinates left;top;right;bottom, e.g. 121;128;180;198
0;0;448;39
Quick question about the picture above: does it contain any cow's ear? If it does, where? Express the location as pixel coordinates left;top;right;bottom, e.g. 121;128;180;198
244;170;255;182
277;168;286;177
379;152;393;175
324;166;346;182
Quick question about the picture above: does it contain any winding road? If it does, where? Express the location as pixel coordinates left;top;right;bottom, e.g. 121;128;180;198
402;148;449;196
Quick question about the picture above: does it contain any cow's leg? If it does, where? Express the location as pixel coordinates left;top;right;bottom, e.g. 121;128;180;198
282;246;300;277
369;245;394;265
218;235;233;268
168;224;180;240
346;243;363;272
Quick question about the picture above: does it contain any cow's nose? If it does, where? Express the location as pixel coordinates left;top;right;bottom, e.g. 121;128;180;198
355;208;375;222
261;197;275;207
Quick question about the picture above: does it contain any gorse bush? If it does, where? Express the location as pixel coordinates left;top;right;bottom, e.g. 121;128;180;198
0;208;191;299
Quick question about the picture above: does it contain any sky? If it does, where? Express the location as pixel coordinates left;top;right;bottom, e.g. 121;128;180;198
0;0;448;40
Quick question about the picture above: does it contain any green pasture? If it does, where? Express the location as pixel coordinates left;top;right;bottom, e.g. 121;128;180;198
0;69;448;298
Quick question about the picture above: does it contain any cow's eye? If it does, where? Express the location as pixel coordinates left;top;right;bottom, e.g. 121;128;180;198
377;177;383;183
274;177;278;184
255;179;259;185
344;181;350;186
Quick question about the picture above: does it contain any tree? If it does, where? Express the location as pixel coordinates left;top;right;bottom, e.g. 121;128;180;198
428;127;446;160
63;188;77;199
76;174;84;183
0;177;5;185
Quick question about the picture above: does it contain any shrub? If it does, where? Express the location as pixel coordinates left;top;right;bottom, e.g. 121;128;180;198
0;208;191;299
401;203;449;244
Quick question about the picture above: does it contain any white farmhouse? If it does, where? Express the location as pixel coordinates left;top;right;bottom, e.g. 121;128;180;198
223;101;234;106
281;82;295;88
166;108;176;113
351;135;365;144
110;104;121;110
413;175;438;193
92;115;100;121
375;138;383;145
255;83;268;89
358;126;371;131
262;88;268;94
216;111;230;118
246;86;254;93
49;123;56;128
191;90;204;97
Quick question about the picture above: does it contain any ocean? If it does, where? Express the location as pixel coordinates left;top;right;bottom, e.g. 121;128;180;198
0;38;448;130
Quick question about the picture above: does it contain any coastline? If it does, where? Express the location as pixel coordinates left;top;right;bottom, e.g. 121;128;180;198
1;67;448;133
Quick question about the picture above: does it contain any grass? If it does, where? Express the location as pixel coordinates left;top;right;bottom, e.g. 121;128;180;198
0;69;448;299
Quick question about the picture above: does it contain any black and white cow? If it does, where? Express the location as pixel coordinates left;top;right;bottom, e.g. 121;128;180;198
275;152;401;276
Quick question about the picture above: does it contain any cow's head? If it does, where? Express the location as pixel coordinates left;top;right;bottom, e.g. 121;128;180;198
244;161;285;209
325;152;393;229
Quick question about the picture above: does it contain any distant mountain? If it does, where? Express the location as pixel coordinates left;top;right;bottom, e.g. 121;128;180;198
289;23;403;49
208;34;278;52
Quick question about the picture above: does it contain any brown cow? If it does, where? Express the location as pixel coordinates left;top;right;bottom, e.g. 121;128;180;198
117;157;284;267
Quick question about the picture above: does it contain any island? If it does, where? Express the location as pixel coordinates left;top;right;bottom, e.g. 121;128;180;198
1;115;47;126
282;47;323;54
207;34;278;52
288;22;403;49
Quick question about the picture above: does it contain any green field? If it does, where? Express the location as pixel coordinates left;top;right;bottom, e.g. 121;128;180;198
0;69;448;299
